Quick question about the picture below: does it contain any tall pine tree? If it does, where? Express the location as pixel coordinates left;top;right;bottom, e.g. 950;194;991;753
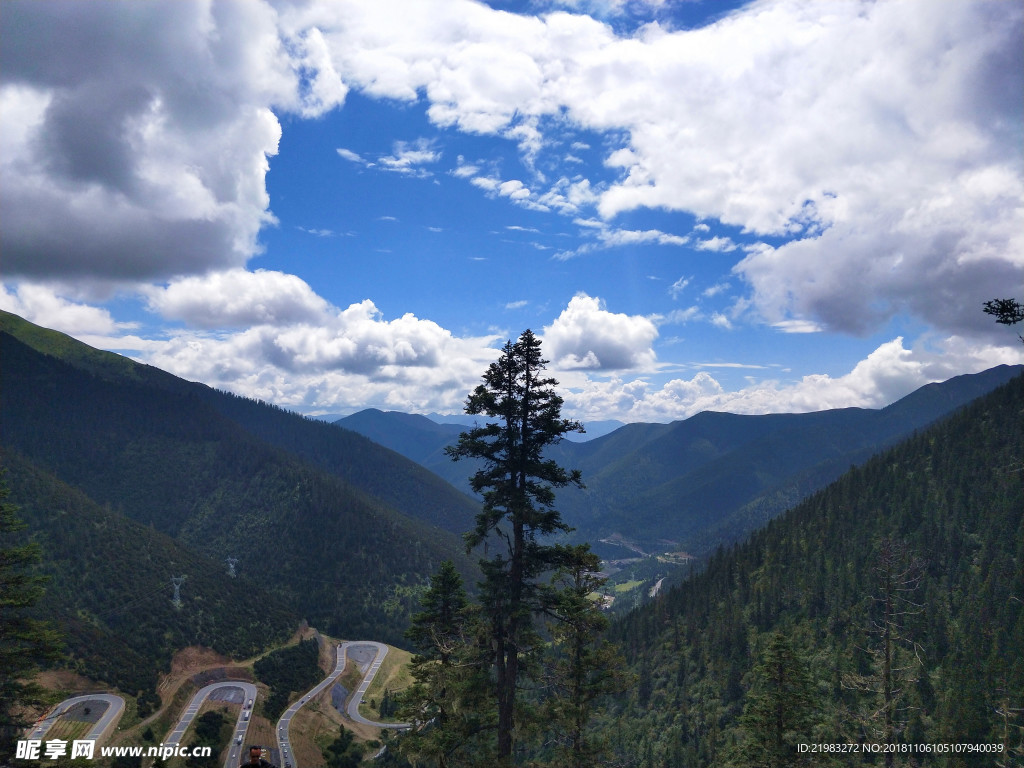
541;544;630;768
445;330;584;763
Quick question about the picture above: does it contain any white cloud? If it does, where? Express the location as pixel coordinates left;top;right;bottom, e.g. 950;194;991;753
554;221;689;260
669;276;690;299
470;174;550;211
506;300;529;309
0;0;326;283
144;269;332;329
0;283;135;336
298;226;337;237
563;335;1024;422
695;236;738;253
378;138;441;176
773;319;822;334
710;313;733;330
5;0;1019;343
655;306;701;326
703;282;730;298
535;177;600;215
336;148;365;163
133;295;502;414
273;0;1021;339
544;293;658;370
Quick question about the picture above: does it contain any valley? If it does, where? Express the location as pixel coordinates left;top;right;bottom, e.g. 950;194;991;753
2;310;1022;767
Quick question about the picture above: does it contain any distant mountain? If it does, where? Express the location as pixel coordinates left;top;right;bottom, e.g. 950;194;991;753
0;311;476;648
339;409;466;466
556;364;1023;554
604;373;1024;766
337;363;1023;556
420;413;624;442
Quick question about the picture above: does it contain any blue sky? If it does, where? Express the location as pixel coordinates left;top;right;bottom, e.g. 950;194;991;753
2;0;1022;422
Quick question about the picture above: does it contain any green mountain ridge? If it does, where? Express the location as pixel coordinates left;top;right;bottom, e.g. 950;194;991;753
337;364;1023;555
603;373;1024;766
0;311;476;652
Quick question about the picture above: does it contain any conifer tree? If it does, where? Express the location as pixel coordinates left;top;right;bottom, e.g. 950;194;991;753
541;544;630;768
731;632;816;768
0;472;62;761
844;537;923;766
983;298;1024;343
399;560;493;767
445;330;584;763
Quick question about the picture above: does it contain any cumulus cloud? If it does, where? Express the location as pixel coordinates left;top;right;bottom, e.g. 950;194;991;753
6;0;1018;343
3;0;1021;422
135;296;501;413
144;269;332;329
564;336;1024;423
543;293;658;370
0;283;135;336
695;236;738;253
0;0;335;283
284;0;1020;338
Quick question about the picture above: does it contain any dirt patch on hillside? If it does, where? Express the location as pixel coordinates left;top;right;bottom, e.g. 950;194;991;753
192;666;254;688
34;669;98;694
169;647;232;680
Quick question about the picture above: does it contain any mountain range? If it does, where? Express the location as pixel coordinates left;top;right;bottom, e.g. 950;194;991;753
603;368;1024;766
336;363;1023;556
0;310;478;659
2;307;1021;763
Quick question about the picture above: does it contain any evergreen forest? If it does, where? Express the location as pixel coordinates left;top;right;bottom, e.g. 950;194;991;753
601;374;1023;766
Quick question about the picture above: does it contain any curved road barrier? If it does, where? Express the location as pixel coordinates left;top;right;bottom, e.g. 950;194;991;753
276;641;408;768
30;694;126;744
164;681;257;768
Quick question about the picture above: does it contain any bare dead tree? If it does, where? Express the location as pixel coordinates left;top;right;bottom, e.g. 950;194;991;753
843;537;924;767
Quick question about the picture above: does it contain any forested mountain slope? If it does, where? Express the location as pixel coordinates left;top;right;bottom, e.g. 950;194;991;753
2;448;297;713
339;365;1022;556
0;313;475;646
560;365;1023;555
602;374;1024;767
0;309;479;536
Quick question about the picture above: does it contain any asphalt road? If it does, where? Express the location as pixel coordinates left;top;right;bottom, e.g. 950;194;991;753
29;694;126;744
276;644;346;768
276;641;409;768
164;680;257;768
343;641;408;729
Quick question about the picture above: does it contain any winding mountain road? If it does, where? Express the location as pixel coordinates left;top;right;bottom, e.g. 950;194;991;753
276;641;408;768
164;681;257;768
30;694;125;744
343;641;408;729
28;640;406;768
